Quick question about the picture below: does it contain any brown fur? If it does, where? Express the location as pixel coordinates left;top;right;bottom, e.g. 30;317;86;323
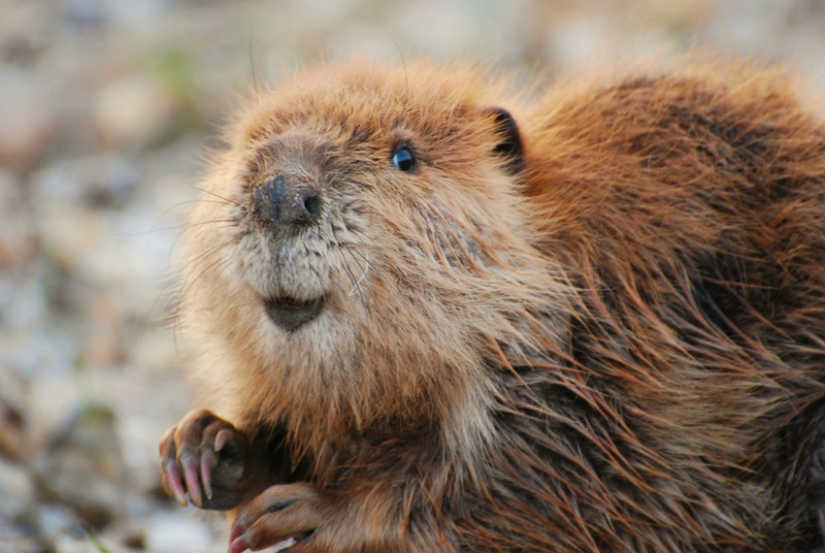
175;59;824;551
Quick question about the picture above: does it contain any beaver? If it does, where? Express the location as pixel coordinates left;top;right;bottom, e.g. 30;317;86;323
159;60;825;552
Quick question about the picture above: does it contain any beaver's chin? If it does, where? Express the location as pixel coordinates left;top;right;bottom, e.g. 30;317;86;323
264;294;326;332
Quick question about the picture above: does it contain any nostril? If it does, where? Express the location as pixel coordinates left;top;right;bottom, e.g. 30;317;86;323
302;193;321;219
251;175;322;227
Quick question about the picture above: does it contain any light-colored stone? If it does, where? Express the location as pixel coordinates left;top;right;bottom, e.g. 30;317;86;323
144;511;215;553
0;458;35;520
0;69;58;167
0;356;28;460
95;76;178;149
0;516;43;553
35;404;127;527
35;504;78;541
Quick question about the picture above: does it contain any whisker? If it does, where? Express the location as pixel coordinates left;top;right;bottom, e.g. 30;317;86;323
192;185;242;207
324;222;374;303
347;247;374;285
183;218;239;228
143;219;238;234
181;239;238;287
330;242;363;302
164;198;231;212
183;253;234;301
342;248;367;300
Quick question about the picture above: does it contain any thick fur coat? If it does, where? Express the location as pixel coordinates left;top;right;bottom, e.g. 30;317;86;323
164;60;824;552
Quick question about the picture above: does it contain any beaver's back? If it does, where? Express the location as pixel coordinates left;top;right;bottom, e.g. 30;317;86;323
463;64;825;551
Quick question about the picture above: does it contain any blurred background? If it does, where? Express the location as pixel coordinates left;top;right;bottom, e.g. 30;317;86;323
0;1;822;551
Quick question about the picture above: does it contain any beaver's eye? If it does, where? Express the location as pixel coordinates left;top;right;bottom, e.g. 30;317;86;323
391;145;416;172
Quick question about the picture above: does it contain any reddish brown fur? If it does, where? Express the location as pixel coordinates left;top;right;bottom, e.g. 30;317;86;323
167;60;824;552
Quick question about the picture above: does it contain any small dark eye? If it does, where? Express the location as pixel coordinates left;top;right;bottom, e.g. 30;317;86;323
391;146;416;172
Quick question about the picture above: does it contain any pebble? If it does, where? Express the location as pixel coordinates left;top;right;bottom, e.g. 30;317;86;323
35;504;80;541
34;404;127;528
0;517;45;553
0;68;58;168
0;458;35;520
95;76;179;150
144;511;215;553
0;365;28;461
0;169;36;272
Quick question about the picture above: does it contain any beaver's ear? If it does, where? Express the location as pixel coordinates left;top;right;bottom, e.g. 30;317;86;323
484;107;524;175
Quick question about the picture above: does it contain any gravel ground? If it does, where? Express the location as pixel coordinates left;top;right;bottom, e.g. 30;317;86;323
0;1;822;552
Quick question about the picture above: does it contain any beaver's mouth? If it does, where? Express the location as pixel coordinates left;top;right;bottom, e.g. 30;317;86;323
264;295;326;332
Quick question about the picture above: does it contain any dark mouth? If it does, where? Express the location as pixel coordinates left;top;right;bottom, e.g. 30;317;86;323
264;295;326;332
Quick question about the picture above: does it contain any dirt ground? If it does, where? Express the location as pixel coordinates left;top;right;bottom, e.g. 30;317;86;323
0;1;822;552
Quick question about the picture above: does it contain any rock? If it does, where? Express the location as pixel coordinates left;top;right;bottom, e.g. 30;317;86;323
35;404;127;527
32;154;140;214
35;504;80;541
97;520;146;551
52;533;96;553
95;75;180;150
0;516;45;553
31;153;178;322
144;511;215;553
0;1;55;67
0;364;29;460
62;0;168;27
83;293;124;368
0;400;27;461
0;68;59;168
61;0;108;28
26;362;82;442
0;168;38;273
0;458;35;520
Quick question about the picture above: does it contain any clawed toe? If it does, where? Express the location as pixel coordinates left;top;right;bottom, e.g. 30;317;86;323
158;409;251;510
228;483;326;552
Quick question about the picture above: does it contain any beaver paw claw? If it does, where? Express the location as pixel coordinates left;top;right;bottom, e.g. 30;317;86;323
228;483;328;553
159;408;250;510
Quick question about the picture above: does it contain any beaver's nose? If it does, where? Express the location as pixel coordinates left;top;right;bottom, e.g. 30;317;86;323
252;175;322;227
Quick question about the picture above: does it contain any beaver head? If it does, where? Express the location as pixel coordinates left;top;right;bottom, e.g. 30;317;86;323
179;62;570;444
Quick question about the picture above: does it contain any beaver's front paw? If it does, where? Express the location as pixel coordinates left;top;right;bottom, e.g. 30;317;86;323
228;482;330;553
159;408;251;510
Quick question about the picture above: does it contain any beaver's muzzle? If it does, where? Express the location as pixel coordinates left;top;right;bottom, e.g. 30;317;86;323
251;175;323;229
